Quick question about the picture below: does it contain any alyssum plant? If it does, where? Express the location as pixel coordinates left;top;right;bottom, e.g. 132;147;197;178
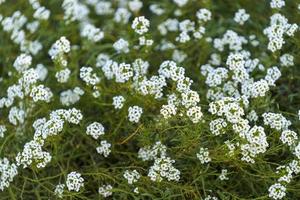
0;0;300;199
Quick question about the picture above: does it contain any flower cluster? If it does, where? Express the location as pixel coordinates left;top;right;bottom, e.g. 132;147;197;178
0;158;18;191
139;142;180;182
123;170;141;184
263;13;298;52
234;9;250;25
86;122;105;140
128;106;143;123
98;184;113;198
132;16;150;35
196;147;211;164
48;36;71;67
112;95;125;109
96;140;111;157
66;171;84;192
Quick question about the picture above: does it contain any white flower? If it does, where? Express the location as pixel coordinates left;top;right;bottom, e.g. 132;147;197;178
0;158;18;191
54;184;65;198
186;106;203;123
128;0;143;12
173;0;188;7
113;38;129;53
148;156;180;182
0;125;7;138
128;106;143;123
56;68;71;83
48;36;70;66
196;147;211;164
219;169;229;181
80;23;104;42
98;184;113;197
96;140;111;157
80;66;100;85
132;16;150;35
280;54;294;67
30;84;53;103
280;130;297;146
112;95;125;109
196;9;212;22
13;54;32;72
66;171;84;192
86;122;105;140
234;9;250;25
270;0;285;9
123;170;140;184
160;104;177;119
268;183;286;199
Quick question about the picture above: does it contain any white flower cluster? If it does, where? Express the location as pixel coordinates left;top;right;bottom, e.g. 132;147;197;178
48;36;71;67
262;112;291;131
62;0;89;23
204;195;219;200
8;106;25;126
148;156;181;182
196;9;212;22
1;10;43;54
209;118;227;136
128;106;143;123
66;171;84;192
30;1;50;20
241;126;269;163
123;170;140;184
113;38;129;54
173;0;189;7
196;147;211;164
128;0;143;12
132;16;150;35
13;53;32;72
268;160;300;199
80;23;104;42
138;142;180;182
86;122;105;140
280;130;298;146
96;140;111;157
30;84;53;103
0;158;18;191
270;0;285;9
80;66;100;86
280;54;294;67
16;140;52;168
158;61;203;123
60;87;84;106
16;108;83;169
98;184;113;198
234;9;250;25
263;13;298;52
209;98;269;163
114;8;131;24
54;184;65;198
0;125;6;138
213;30;247;52
112;95;125;109
219;169;229;181
268;183;286;199
55;68;71;83
202;51;280;101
